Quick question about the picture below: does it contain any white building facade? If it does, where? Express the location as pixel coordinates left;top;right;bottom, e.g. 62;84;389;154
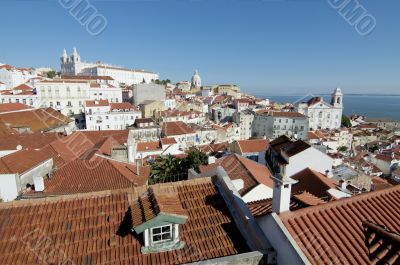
233;110;254;140
85;100;142;131
60;48;159;85
0;66;37;89
297;88;343;130
37;80;90;116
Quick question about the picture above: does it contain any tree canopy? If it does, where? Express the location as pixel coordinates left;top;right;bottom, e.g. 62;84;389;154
341;115;352;128
148;147;208;185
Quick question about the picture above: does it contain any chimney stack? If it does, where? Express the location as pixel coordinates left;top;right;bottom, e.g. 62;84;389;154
271;174;298;214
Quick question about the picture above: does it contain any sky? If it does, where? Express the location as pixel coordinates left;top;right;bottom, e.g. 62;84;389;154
0;0;399;95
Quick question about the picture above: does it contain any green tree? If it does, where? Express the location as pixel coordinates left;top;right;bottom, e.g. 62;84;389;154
46;70;56;79
337;146;348;152
341;115;352;128
184;147;208;173
148;148;208;184
149;155;182;184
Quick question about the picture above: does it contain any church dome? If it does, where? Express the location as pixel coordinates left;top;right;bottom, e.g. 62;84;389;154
191;70;201;88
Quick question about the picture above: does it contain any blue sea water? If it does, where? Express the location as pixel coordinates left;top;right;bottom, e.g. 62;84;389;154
257;94;400;121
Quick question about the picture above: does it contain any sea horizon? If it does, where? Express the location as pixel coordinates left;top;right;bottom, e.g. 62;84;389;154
247;93;400;121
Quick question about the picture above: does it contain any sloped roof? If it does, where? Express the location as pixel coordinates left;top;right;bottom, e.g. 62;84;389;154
236;139;269;153
0;178;250;264
246;191;326;218
199;154;273;195
291;168;337;200
137;141;161;152
280;185;400;265
85;99;109;107
0;132;64;151
131;187;188;233
0;108;71;132
0;103;32;113
110;102;135;110
0;145;65;174
270;136;310;158
35;158;149;195
162;121;195;136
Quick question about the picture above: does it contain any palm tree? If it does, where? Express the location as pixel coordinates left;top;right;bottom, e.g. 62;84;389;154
149;155;181;184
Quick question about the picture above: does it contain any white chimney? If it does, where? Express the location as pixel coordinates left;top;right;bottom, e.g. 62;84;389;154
271;174;298;214
208;156;216;164
127;131;136;163
33;176;45;192
136;159;140;176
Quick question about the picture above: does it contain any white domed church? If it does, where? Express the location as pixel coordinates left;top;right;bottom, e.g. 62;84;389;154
191;70;201;89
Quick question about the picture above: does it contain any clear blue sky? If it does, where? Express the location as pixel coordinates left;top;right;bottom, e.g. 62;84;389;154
0;0;399;95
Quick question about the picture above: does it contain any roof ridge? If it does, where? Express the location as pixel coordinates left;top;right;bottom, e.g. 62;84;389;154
280;184;400;218
0;187;134;209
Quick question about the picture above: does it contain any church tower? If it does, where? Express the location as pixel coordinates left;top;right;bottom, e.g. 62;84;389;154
60;48;68;64
331;87;343;108
70;47;80;63
191;70;202;89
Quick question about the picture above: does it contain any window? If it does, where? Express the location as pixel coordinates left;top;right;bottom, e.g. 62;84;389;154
151;225;173;244
23;99;26;104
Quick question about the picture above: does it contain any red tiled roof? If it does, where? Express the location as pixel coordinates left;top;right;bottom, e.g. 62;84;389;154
246;191;324;218
12;84;32;91
0;132;64;151
280;185;400;265
162;121;195;136
375;153;393;162
85;99;109;107
0;108;71;133
270;136;311;158
160;137;177;145
0;103;33;113
267;111;306;118
306;97;323;106
0;178;250;264
236;139;269;153
291;168;337;200
36;158;148;195
110;102;134;110
131;187;187;227
50;131;128;162
61;75;114;80
137;141;161;152
199;154;273;195
0;145;65;174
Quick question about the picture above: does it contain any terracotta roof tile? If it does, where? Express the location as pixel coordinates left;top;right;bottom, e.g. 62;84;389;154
85;99;109;107
236;139;269;153
31;158;148;196
0;108;71;133
199;154;273;195
280;186;400;265
0;145;65;174
245;192;319;218
291;168;337;200
0;103;32;113
160;138;177;145
0;178;250;264
0;132;64;151
162;121;195;136
110;102;135;110
137;141;161;152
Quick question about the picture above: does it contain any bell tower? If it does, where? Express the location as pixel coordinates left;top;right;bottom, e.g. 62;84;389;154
331;87;343;108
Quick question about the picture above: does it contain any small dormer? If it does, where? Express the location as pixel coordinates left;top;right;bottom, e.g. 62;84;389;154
131;187;188;254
